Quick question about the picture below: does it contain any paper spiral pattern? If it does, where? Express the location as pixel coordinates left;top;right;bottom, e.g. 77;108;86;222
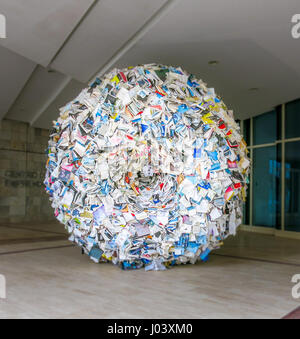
45;64;250;270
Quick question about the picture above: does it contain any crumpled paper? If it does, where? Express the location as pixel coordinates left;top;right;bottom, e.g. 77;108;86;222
44;63;250;270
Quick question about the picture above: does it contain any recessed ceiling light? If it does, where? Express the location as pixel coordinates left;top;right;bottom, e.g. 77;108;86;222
208;60;219;65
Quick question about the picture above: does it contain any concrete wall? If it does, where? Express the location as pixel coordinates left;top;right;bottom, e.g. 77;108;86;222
0;119;55;223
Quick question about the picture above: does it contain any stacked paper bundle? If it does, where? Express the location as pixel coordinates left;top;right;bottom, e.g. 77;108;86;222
44;64;250;270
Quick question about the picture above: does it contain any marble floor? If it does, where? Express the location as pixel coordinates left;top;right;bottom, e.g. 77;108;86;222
0;222;299;319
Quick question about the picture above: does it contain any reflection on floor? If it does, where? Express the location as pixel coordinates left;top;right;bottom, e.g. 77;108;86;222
0;222;299;319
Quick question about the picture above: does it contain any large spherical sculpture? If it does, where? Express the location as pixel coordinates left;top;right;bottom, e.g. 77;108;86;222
45;64;250;270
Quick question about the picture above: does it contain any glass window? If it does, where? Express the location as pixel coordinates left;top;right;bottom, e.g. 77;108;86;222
286;99;300;139
242;103;300;233
243;151;251;225
253;146;278;227
276;105;282;140
243;199;250;225
276;144;282;230
243;119;250;145
284;141;300;232
253;110;276;145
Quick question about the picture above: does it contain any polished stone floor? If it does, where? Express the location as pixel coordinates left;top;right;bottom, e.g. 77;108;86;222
0;222;299;319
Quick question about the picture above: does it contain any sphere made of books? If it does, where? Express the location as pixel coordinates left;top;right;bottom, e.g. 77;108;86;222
45;64;250;270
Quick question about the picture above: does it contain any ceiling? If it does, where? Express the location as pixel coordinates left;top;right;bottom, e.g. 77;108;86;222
0;0;299;129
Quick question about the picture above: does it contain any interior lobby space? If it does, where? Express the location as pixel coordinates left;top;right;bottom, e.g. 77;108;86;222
0;0;300;320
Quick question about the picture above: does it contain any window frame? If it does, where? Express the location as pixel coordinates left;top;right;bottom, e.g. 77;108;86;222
241;103;300;236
